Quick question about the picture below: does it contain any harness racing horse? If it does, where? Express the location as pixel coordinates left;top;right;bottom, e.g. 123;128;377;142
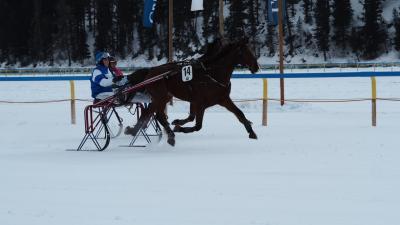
171;37;225;126
125;38;260;146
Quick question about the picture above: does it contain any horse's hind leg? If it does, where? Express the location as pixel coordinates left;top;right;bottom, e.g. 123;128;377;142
124;104;155;137
219;98;257;139
155;111;175;146
172;103;196;126
173;107;205;133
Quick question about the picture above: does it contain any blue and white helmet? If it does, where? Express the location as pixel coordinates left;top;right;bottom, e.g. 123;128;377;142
95;51;110;64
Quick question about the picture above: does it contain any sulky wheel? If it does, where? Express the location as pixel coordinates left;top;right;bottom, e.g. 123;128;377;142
103;107;124;138
93;107;123;139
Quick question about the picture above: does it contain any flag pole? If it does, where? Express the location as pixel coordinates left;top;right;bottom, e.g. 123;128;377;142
168;0;173;63
219;0;224;37
168;0;174;107
278;0;285;106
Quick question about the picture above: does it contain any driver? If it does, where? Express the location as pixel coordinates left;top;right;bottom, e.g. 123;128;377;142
90;51;124;101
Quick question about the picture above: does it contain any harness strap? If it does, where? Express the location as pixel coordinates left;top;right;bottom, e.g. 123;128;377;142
200;62;207;71
204;73;227;88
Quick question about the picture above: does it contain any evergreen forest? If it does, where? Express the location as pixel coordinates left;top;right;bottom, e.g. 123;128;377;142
1;0;400;66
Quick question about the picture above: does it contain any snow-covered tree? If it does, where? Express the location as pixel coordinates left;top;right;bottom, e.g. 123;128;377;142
361;0;387;59
332;0;353;50
314;0;330;60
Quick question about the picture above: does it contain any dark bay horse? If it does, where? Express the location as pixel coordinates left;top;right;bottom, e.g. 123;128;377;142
125;38;260;146
171;37;224;126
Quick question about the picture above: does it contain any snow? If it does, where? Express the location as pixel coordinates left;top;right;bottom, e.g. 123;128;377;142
0;73;400;225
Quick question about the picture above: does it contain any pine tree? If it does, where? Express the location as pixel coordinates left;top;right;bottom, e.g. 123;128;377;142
303;0;313;25
134;0;146;58
29;0;59;64
173;0;198;59
136;0;148;57
0;0;28;64
295;17;304;50
173;0;190;58
87;0;95;33
393;8;400;52
287;0;299;17
202;0;219;45
362;0;387;59
53;0;90;65
261;0;278;57
226;0;249;40
153;0;169;60
285;3;296;57
53;0;73;65
0;0;10;63
314;0;330;61
249;0;261;56
137;23;158;61
94;0;114;53
115;0;135;58
4;0;400;65
71;0;91;63
9;0;34;65
350;27;362;61
266;23;276;57
332;0;353;50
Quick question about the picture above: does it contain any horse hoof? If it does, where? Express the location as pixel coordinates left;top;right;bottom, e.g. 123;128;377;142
249;133;258;139
172;119;185;126
124;126;133;135
167;138;175;146
173;125;181;132
124;126;139;136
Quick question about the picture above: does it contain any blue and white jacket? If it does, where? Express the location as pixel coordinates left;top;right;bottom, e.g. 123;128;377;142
90;64;114;99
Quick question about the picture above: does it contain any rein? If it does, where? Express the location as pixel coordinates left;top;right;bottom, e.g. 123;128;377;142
123;70;174;94
93;70;173;107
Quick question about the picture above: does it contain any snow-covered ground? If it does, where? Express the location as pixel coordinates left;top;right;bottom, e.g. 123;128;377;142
0;75;400;225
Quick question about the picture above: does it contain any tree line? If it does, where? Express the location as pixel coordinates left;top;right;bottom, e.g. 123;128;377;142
0;0;399;66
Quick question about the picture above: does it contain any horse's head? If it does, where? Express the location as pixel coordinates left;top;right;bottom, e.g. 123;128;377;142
234;38;260;74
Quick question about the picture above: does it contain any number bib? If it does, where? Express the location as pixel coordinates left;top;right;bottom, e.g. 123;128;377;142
181;65;193;82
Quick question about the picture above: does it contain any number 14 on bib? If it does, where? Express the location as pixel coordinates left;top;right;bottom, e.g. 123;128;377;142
181;65;193;82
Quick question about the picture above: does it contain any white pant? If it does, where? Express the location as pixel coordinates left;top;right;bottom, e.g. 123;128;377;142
95;92;114;100
95;91;151;103
131;92;151;103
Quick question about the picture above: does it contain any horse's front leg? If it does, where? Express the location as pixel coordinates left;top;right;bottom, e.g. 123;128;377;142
218;98;257;139
172;103;196;126
173;106;205;133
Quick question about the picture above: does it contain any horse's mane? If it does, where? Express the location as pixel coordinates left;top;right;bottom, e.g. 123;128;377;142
202;41;241;65
198;38;224;62
179;38;248;68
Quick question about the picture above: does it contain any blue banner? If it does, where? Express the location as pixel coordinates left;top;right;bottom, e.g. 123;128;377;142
268;0;286;26
143;0;157;28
